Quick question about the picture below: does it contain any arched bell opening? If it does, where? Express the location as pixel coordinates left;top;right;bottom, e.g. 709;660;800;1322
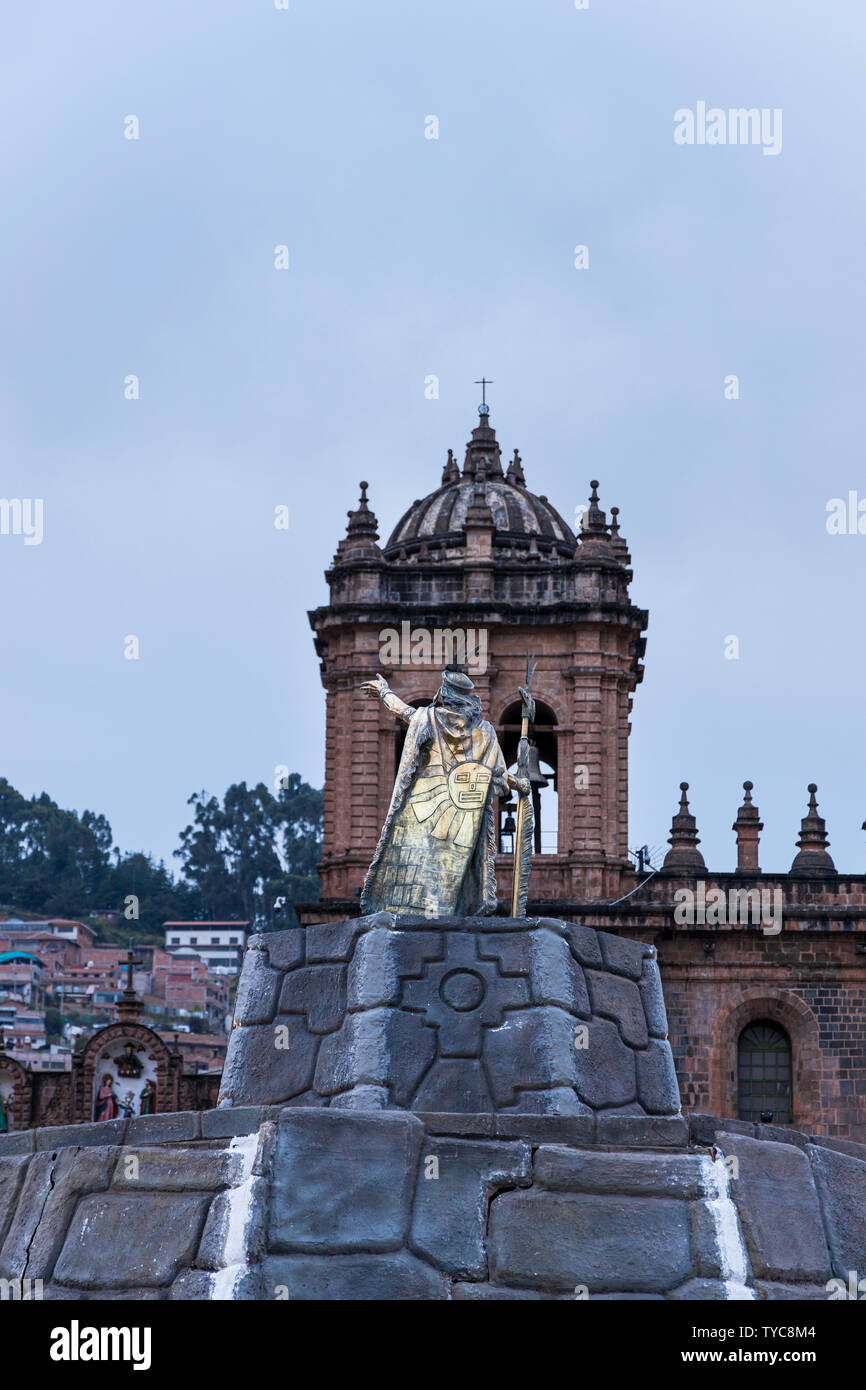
498;699;558;854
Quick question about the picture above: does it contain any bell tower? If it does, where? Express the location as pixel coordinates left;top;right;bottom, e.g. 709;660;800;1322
303;406;648;921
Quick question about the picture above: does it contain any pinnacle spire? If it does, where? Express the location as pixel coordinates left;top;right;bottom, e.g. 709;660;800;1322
577;479;615;559
733;781;763;873
441;449;460;485
663;782;706;871
463;403;503;479
333;480;381;566
608;506;631;563
506;448;526;487
790;783;835;875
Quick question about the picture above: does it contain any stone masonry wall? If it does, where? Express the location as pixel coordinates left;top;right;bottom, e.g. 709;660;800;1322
218;916;681;1118
1;1106;865;1300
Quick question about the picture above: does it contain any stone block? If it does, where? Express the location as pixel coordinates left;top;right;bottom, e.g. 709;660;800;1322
268;1110;423;1253
125;1112;200;1145
638;958;669;1038
754;1281;832;1301
572;1017;637;1109
201;1106;265;1139
219;1013;319;1106
232;942;283;1023
810;1135;866;1161
451;1282;554;1299
489;1189;692;1293
348;928;444;1009
306;917;370;963
258;1250;448;1300
494;1114;596;1145
313;1008;436;1105
635;1039;682;1114
329;1085;390;1109
409;1138;531;1277
53;1191;211;1289
264;927;304;971
560;921;603;969
112;1147;240;1191
485;1006;585;1108
667;1279;729;1300
279;964;347;1033
808;1144;866;1280
534;1147;705;1198
720;1134;831;1284
170;1269;216;1300
412;1059;494;1113
689;1113;755;1146
596;1115;688;1148
529;929;592;1014
586;970;648;1048
754;1123;810;1152
415;1112;497;1139
36;1120;127;1151
0;1132;35;1157
507;1087;592;1116
599;932;648;980
0;1156;31;1252
2;1146;117;1282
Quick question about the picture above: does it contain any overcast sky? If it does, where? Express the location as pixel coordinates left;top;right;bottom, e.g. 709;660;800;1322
2;0;864;878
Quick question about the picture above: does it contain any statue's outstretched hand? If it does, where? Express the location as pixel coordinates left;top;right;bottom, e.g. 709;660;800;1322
360;673;390;700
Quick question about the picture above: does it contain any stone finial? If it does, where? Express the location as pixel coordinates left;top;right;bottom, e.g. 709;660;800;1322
662;782;706;871
506;448;526;487
733;780;763;873
333;481;382;566
577;480;616;559
345;481;378;538
441;449;460;485
462;407;503;479
608;506;631;563
790;783;836;875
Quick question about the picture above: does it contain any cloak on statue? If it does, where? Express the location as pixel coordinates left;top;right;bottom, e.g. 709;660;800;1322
361;670;524;918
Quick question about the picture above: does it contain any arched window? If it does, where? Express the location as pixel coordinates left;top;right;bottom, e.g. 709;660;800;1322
498;700;558;855
737;1021;792;1124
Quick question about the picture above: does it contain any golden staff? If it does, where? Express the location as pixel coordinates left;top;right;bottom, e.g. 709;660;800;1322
510;654;538;918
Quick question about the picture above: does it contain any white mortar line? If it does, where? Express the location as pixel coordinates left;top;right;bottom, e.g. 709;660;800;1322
211;1131;260;1301
700;1153;754;1300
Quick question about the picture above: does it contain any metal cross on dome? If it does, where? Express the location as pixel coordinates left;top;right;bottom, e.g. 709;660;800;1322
474;377;493;408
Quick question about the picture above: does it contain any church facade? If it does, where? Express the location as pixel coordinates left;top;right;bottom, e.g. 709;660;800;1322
301;406;866;1142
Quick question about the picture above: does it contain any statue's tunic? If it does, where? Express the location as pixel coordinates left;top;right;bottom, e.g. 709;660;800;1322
361;693;510;917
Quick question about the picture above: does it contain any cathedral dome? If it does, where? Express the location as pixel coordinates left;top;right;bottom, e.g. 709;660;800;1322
386;477;575;550
383;407;576;556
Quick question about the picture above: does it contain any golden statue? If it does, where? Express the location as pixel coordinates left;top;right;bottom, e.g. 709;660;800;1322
360;668;534;918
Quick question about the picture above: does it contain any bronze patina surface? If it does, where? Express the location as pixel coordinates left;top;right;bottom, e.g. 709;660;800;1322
360;669;531;917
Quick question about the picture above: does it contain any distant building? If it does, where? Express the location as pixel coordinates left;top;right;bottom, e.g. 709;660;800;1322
163;922;248;974
0;951;47;1009
150;949;230;1032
